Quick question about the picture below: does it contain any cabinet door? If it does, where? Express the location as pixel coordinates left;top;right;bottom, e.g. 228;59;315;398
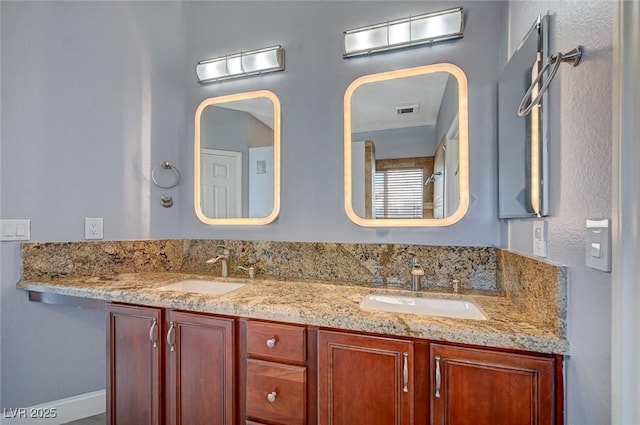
318;330;413;425
431;343;557;425
166;310;235;425
107;304;162;425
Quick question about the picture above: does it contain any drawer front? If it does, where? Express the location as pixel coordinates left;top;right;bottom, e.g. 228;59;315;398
247;321;306;363
246;359;307;425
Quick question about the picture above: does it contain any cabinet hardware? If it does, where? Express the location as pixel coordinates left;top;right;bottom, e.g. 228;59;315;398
435;355;441;398
266;391;277;403
266;338;277;348
167;321;176;352
149;318;158;348
402;352;409;393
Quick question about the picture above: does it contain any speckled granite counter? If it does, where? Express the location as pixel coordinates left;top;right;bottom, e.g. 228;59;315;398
17;271;569;355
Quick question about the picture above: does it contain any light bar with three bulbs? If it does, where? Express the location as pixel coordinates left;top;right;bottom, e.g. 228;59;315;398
343;7;464;58
196;45;285;84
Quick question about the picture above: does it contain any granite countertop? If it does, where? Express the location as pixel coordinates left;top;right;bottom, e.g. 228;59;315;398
17;272;569;355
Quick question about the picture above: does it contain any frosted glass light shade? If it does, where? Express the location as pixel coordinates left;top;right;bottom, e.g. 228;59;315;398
343;7;464;58
196;45;284;83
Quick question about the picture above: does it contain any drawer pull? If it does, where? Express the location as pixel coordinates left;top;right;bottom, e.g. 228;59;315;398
266;391;277;403
266;338;277;348
435;355;441;398
149;318;158;348
167;322;176;352
402;352;409;393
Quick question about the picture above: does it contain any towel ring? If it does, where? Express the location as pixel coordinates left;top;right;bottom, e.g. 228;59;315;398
151;161;181;189
518;46;583;117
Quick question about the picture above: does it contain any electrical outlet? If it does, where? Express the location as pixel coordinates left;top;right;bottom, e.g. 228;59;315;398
533;220;547;257
84;217;103;240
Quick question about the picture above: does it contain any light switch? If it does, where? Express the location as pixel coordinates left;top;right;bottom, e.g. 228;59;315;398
0;219;31;241
586;218;611;272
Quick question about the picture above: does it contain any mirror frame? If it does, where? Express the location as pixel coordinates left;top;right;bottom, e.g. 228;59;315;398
194;90;281;225
344;63;469;227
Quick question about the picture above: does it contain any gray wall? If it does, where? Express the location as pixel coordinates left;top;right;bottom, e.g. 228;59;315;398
1;1;188;407
2;0;502;408
504;2;613;424
434;74;459;146
352;125;436;159
182;1;502;244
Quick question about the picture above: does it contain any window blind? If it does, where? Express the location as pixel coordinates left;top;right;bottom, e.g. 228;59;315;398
375;168;424;218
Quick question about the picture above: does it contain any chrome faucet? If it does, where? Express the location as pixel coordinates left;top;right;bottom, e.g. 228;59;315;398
410;256;425;291
206;247;230;277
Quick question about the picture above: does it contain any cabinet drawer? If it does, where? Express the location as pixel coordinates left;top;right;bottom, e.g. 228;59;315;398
246;359;306;425
246;321;306;363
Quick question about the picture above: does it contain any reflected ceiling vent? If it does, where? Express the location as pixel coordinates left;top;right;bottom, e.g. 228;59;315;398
396;104;420;115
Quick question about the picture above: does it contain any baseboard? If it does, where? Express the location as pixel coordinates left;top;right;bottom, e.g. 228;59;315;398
0;389;105;425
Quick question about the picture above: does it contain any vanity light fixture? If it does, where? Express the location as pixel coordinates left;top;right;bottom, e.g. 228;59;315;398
196;45;284;83
343;7;464;58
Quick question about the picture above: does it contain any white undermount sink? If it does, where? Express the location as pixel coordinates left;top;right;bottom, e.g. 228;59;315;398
360;294;488;320
157;279;246;296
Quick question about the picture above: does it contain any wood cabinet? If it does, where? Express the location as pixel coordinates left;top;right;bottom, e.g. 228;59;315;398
166;310;235;425
242;320;314;425
107;304;163;425
107;304;235;425
318;330;414;425
107;303;563;425
430;343;561;425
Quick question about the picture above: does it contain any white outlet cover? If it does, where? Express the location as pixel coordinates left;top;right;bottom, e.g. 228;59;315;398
533;220;547;257
84;217;104;240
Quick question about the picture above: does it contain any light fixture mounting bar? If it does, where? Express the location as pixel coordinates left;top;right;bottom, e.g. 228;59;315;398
196;45;285;84
343;7;464;58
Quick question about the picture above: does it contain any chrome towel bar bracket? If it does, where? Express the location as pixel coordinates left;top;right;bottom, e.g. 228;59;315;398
151;161;181;208
518;45;583;117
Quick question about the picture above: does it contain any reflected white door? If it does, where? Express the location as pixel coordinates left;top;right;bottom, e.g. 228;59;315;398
433;142;446;219
444;118;460;217
200;149;242;218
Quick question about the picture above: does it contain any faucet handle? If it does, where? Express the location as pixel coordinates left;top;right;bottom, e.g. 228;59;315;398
237;266;255;279
451;279;461;294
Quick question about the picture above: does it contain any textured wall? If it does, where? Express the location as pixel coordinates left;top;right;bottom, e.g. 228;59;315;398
504;2;613;424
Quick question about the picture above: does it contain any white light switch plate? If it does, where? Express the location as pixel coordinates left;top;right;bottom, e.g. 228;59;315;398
586;218;611;272
533;220;547;257
1;219;31;241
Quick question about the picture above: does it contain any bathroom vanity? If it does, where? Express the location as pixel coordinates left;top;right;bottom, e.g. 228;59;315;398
106;300;561;425
18;240;568;425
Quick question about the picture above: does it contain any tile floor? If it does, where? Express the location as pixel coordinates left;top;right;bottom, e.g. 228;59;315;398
62;413;105;425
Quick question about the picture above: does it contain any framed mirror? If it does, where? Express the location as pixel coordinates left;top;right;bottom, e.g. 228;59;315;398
194;90;280;225
344;63;469;227
498;15;549;218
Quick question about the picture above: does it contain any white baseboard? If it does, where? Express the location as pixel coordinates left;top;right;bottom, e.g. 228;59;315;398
1;389;105;425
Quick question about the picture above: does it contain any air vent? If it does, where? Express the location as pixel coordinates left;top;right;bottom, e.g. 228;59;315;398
396;104;420;115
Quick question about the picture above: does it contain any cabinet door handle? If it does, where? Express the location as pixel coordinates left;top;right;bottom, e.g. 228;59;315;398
266;391;277;403
167;321;176;352
435;355;441;398
402;352;409;393
149;318;158;348
266;338;277;348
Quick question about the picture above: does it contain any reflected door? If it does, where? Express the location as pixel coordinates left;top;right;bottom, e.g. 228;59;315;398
200;149;242;218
